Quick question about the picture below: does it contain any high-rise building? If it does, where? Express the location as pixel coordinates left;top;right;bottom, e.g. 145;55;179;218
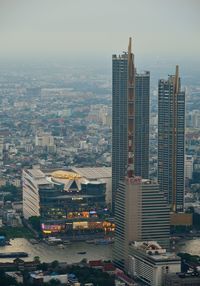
158;66;185;212
112;40;150;210
112;53;128;210
113;38;170;272
135;72;150;178
113;178;170;270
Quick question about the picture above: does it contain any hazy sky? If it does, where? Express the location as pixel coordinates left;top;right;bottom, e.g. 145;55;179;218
0;0;199;62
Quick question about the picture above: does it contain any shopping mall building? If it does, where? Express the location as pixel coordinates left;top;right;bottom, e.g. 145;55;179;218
22;166;114;235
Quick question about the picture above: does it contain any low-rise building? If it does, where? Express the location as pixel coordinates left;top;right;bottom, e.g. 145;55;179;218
30;271;68;284
164;272;200;286
128;241;181;286
6;272;23;284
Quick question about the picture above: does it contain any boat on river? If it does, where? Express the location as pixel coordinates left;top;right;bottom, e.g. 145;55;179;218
77;251;86;255
94;238;114;245
0;252;28;258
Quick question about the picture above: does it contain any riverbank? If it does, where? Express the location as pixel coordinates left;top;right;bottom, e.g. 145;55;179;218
0;227;34;239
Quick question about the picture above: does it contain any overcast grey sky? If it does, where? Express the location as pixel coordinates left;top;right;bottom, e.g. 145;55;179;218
0;0;199;62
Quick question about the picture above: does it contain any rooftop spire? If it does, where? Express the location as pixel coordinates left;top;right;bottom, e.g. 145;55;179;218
175;65;179;94
128;37;132;55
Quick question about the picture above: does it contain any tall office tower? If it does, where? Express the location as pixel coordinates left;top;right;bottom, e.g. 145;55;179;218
135;72;150;178
112;39;150;210
158;66;185;212
112;52;128;210
113;178;170;270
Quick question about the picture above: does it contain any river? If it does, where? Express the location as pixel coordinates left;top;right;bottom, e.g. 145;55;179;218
0;238;113;263
176;238;200;255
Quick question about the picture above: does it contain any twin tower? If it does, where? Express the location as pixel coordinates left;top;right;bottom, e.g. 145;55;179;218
112;38;185;269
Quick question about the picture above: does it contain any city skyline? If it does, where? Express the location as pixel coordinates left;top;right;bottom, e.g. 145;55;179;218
0;2;200;285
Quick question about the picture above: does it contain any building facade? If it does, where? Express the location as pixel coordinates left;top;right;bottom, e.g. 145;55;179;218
112;53;128;210
158;66;185;212
135;72;150;179
113;178;170;270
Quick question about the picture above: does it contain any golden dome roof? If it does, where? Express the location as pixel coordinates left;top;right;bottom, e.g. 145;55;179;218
51;170;82;180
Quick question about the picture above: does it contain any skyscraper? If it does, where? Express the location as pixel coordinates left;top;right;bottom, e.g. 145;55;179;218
158;66;185;212
112;40;150;210
113;39;170;271
112;53;128;210
135;72;150;178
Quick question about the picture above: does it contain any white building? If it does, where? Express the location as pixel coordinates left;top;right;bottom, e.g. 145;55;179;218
128;241;181;286
35;133;54;147
185;155;194;180
30;271;68;284
6;272;23;284
23;167;49;218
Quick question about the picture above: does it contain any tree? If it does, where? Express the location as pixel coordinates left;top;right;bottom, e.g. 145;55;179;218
51;260;59;269
34;256;41;264
49;278;61;285
38;262;48;271
28;216;41;231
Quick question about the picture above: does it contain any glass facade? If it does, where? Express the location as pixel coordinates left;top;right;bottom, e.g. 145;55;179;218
158;68;185;212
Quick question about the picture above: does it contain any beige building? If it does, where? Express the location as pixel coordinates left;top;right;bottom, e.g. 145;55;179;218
128;241;181;286
35;133;55;147
113;178;170;270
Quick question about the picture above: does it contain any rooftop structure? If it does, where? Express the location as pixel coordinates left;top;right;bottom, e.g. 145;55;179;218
72;167;111;179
